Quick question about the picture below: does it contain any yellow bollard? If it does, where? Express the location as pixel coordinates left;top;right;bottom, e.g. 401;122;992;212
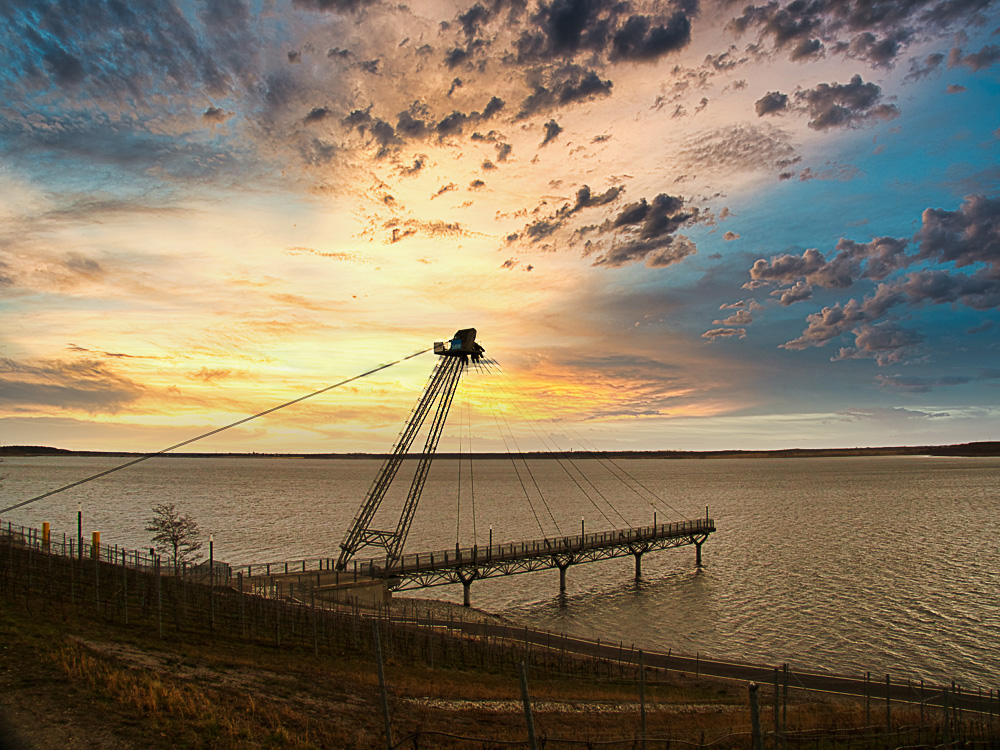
91;531;100;559
42;522;50;551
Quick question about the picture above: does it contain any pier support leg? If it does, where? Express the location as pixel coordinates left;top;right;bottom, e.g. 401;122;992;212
462;578;472;607
634;552;642;580
695;540;703;568
558;564;568;593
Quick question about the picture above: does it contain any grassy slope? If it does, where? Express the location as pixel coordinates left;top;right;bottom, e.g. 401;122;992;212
0;588;878;750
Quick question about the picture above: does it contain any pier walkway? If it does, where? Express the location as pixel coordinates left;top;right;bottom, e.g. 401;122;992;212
371;516;715;604
231;517;714;606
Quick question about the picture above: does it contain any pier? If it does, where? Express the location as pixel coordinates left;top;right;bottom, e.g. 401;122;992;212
230;515;714;607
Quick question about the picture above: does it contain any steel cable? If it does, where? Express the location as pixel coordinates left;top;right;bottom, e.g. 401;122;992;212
0;348;431;516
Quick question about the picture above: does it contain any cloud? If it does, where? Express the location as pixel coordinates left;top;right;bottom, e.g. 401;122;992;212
399;155;427;176
304;106;332;124
713;309;754;326
203;106;233;123
1;0;259;108
292;0;378;12
541;119;563;146
517;67;613;118
723;231;740;241
831;323;925;366
748;236;910;290
742;195;1000;361
678;124;800;175
948;44;1000;71
608;12;693;61
702;327;746;340
432;182;457;199
772;280;813;305
591;193;699;268
793;75;901;130
384;218;474;244
905;52;945;81
190;368;237;383
873;374;977;392
514;0;694;64
520;184;624;240
727;0;990;67
755;91;788;116
915;194;1000;275
0;357;146;413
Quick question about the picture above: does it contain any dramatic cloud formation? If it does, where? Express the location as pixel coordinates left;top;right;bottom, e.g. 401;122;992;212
740;195;1000;364
757;75;900;130
590;194;699;268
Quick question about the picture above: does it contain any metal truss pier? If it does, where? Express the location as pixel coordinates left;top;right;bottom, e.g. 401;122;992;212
355;516;715;606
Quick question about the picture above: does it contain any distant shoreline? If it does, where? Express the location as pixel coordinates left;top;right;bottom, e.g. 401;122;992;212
2;441;998;459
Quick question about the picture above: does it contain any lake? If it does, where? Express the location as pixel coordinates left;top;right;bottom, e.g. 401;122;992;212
2;454;998;686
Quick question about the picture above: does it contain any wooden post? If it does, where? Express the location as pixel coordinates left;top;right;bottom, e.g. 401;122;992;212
209;534;215;633
773;668;780;739
919;679;924;726
782;663;788;731
885;674;891;730
942;684;950;746
122;548;128;626
749;683;764;750
865;672;870;727
634;551;642;579
518;661;538;750
156;555;162;639
372;621;393;750
639;649;647;750
42;523;50;551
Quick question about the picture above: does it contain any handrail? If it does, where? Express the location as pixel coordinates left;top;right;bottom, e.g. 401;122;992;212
225;517;715;580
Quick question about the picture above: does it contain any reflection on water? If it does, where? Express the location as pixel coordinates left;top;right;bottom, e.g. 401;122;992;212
3;455;999;685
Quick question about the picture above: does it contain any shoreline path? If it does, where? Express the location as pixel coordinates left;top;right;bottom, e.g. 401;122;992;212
388;598;976;714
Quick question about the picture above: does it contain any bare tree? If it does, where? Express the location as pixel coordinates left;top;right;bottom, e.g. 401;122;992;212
146;503;202;570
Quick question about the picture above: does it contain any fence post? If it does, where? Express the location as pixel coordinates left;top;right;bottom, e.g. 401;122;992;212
94;534;100;611
885;674;891;730
209;534;215;634
750;682;764;750
782;663;788;732
773;667;780;741
639;649;647;750
943;684;951;746
519;661;539;750
156;555;162;639
865;672;871;727
372;621;394;750
122;548;128;626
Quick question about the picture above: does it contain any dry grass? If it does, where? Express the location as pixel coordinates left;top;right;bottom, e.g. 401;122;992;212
0;574;969;750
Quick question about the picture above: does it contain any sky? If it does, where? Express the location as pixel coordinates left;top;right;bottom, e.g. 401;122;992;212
0;0;999;454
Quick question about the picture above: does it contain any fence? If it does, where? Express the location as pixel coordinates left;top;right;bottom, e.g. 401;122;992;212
3;518;1000;749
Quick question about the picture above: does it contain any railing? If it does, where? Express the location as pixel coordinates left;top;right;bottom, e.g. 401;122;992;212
369;517;715;577
0;518;226;579
226;517;715;582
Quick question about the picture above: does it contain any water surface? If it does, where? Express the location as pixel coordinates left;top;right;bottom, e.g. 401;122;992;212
3;454;998;685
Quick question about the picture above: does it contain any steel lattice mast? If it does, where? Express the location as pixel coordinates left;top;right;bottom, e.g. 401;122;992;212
335;329;484;570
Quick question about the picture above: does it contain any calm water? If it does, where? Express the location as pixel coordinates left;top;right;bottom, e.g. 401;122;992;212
3;454;999;685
